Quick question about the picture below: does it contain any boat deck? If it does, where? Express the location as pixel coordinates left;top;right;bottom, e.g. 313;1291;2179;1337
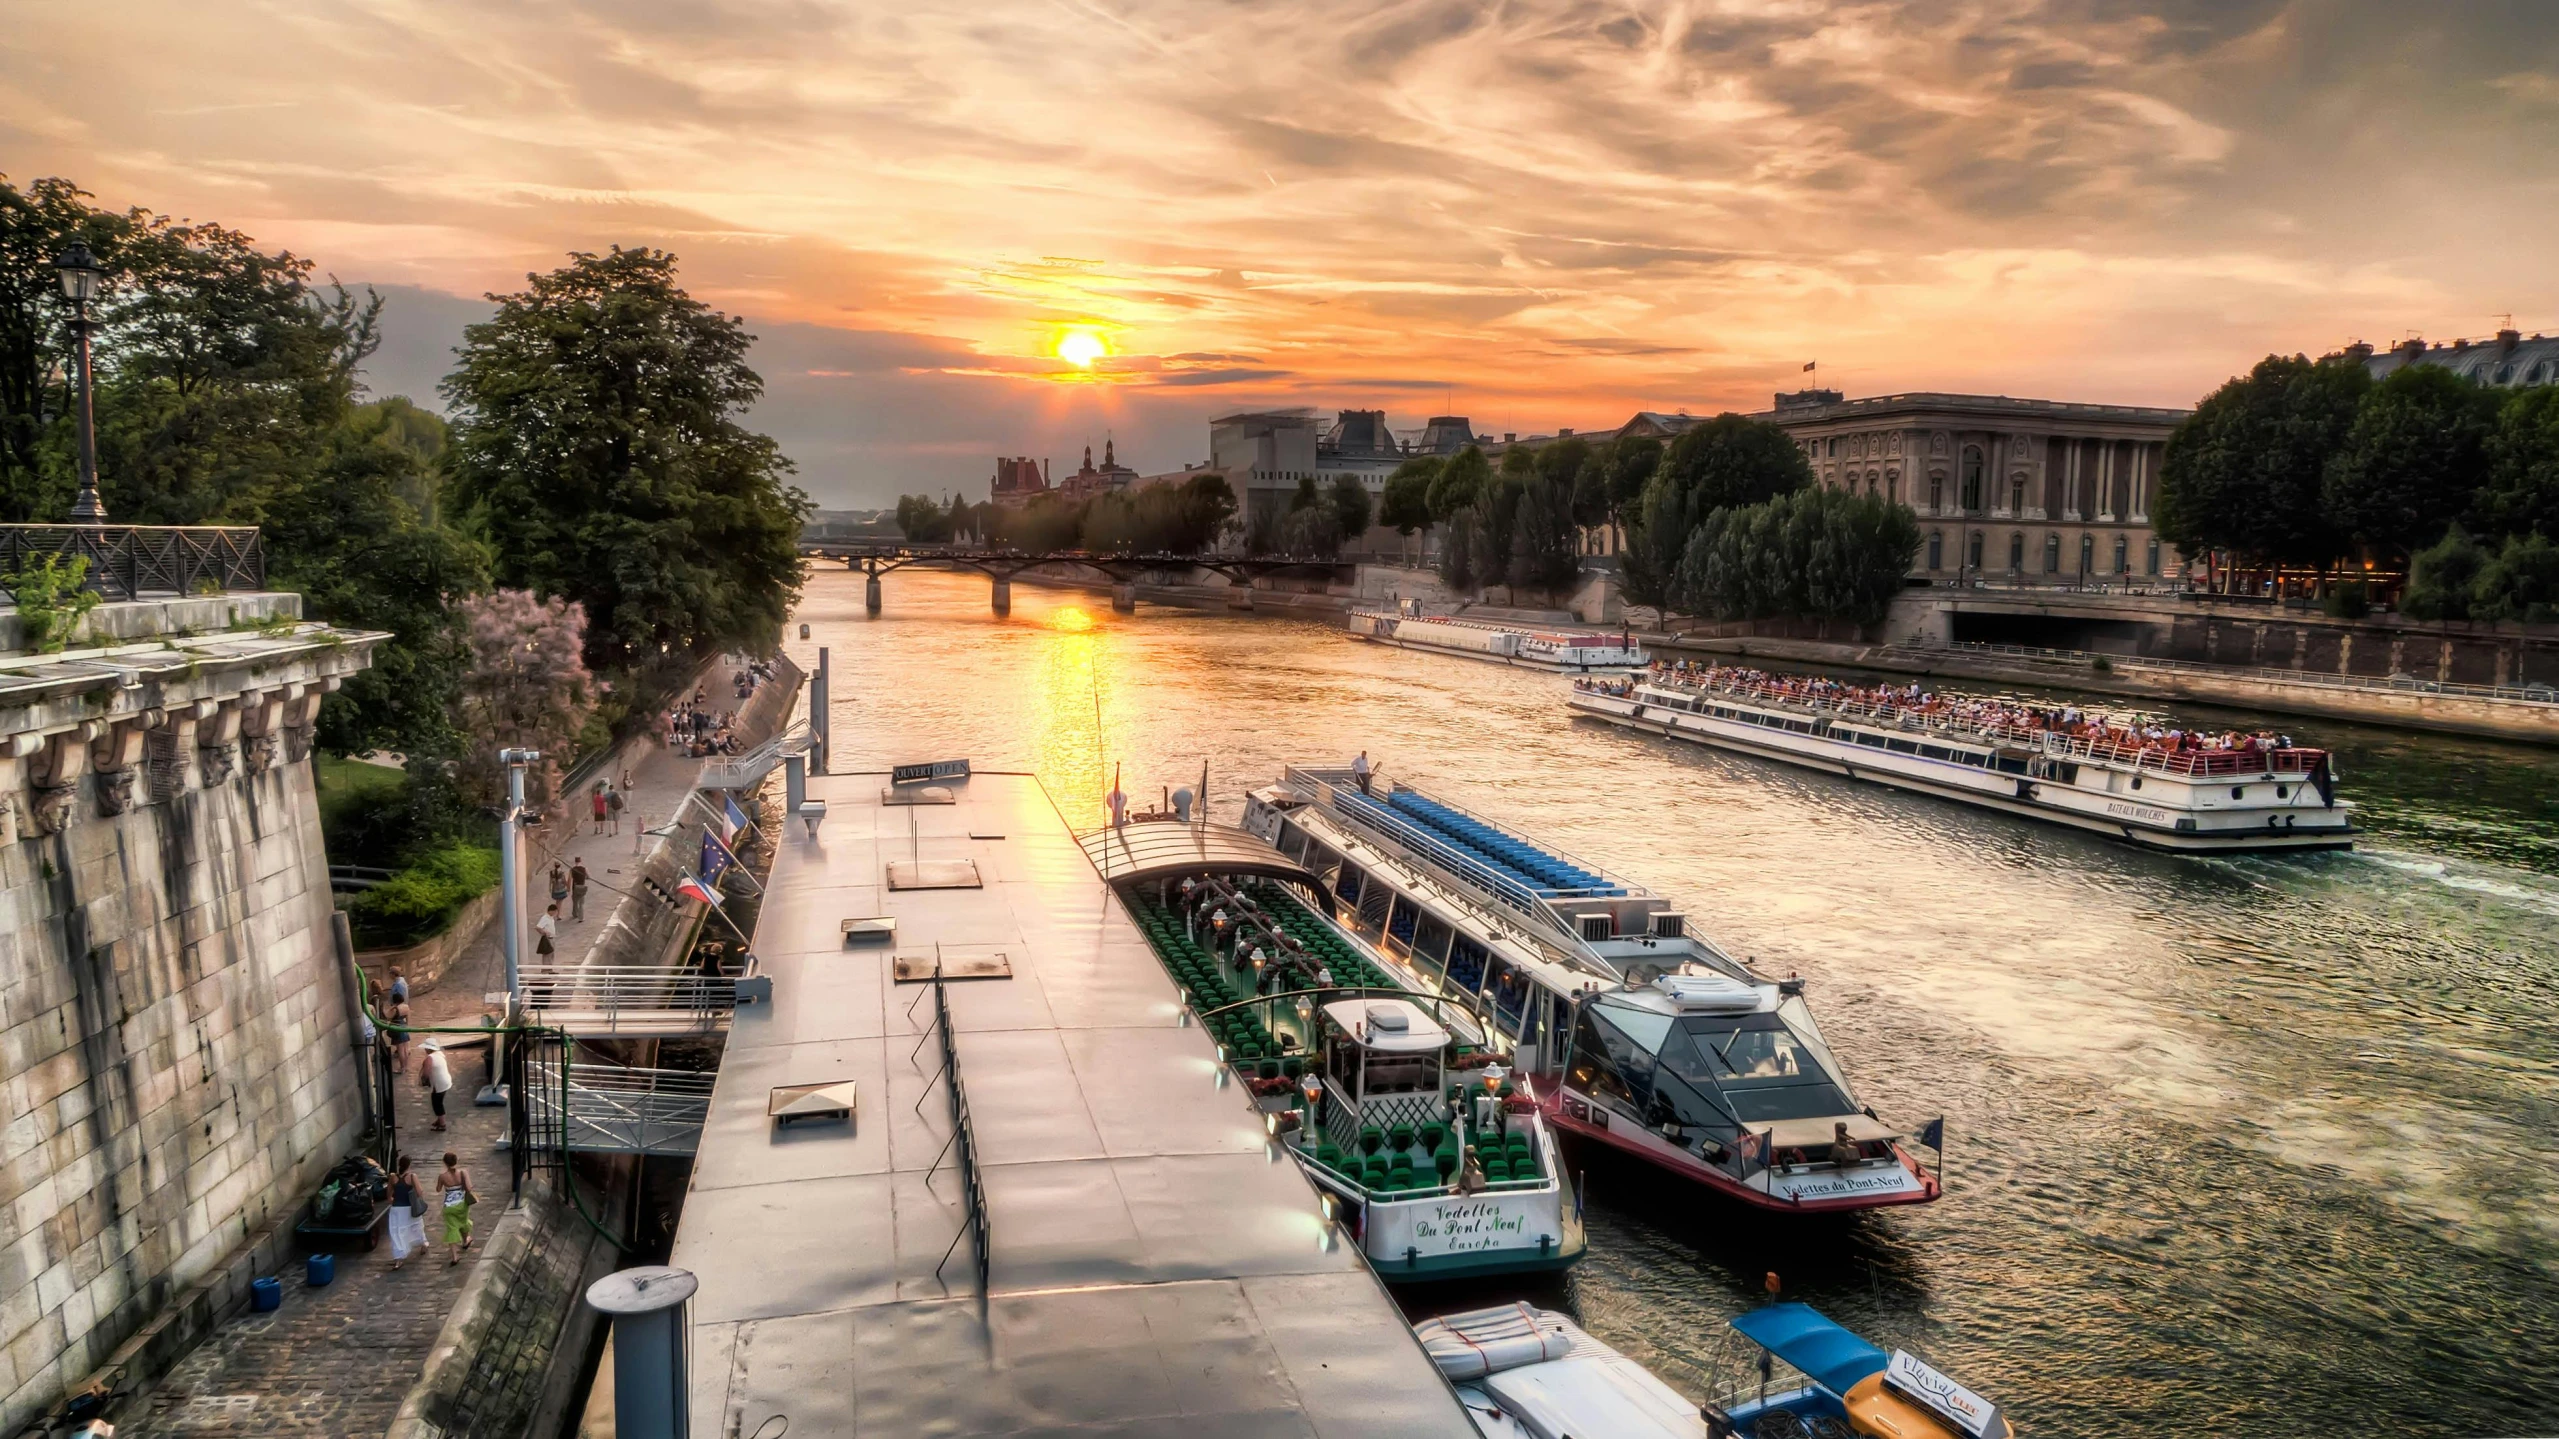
669;770;1475;1438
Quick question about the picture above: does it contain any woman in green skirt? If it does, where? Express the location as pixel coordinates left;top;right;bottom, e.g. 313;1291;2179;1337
437;1151;478;1265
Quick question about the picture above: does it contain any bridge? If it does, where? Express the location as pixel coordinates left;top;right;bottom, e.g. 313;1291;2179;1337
797;540;1348;614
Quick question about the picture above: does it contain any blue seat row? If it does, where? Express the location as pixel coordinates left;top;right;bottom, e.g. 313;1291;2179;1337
1381;790;1624;897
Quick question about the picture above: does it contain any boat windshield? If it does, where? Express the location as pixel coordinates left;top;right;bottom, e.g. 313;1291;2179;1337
1571;998;1859;1134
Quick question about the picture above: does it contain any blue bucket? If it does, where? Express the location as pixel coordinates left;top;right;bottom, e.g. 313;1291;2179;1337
251;1276;283;1311
306;1253;335;1287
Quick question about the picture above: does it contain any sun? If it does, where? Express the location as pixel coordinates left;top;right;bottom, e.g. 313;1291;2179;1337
1057;327;1107;369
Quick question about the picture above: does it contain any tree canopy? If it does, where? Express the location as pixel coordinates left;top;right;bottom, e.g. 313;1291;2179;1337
443;247;812;676
1672;487;1920;627
1427;445;1489;520
2154;354;2368;567
1625;414;1811;606
2319;364;2502;561
2477;386;2559;544
1380;458;1436;537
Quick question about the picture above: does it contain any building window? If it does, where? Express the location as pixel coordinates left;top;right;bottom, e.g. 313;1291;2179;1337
2009;474;2026;513
1927;531;1943;570
2079;534;2095;573
1928;472;1944;512
2008;532;2024;570
1961;446;1984;512
2146;538;2161;575
2113;537;2129;573
1966;531;1983;570
1886;469;1899;503
1827;437;1839;457
2044;533;2060;573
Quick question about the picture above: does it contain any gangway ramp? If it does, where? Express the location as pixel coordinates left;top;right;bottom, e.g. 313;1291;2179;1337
523;1058;716;1157
517;964;747;1038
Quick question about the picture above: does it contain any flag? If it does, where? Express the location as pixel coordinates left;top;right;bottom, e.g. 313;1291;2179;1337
1802;360;1817;372
723;793;753;840
677;873;724;907
699;830;732;887
1917;1117;1945;1152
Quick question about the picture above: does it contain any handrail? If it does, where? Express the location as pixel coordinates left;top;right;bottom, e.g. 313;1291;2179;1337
1904;639;2559;706
929;976;991;1296
0;524;265;600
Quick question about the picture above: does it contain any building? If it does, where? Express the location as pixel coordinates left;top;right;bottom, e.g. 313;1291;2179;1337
1056;439;1141;500
1209;410;1322;533
2344;328;2559;388
990;454;1050;507
1592;392;2190;583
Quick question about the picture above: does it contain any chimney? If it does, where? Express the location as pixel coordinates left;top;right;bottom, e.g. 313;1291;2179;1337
1504;433;1516;444
1043;457;1051;482
2499;328;2522;354
2398;338;2426;360
2340;341;2373;363
1558;427;1573;439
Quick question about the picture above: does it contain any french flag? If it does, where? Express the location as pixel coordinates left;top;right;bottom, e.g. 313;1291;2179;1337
677;873;724;907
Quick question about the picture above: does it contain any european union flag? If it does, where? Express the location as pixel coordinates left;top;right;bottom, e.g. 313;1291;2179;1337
1917;1117;1945;1151
699;830;732;887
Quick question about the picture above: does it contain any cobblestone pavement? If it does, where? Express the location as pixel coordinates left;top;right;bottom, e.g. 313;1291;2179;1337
116;1080;514;1437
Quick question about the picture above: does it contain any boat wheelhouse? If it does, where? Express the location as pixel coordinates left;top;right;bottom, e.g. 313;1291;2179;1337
1704;1303;2012;1439
1080;821;1585;1282
1571;666;2354;853
1244;769;1939;1214
1347;610;1647;672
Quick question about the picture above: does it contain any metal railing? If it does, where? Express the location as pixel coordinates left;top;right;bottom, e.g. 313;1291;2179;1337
697;722;811;791
920;975;991;1296
521;1059;716;1156
515;964;742;1031
1903;639;2559;707
0;524;265;600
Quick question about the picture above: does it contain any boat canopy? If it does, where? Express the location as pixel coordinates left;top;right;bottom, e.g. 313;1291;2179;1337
1078;821;1325;897
1324;998;1448;1053
1728;1303;1888;1397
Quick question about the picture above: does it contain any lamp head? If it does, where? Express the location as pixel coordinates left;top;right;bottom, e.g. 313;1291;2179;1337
54;242;102;305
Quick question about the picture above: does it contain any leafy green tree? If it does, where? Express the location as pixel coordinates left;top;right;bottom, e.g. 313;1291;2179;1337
1436;506;1479;593
1427;445;1489;520
1327;473;1373;546
2400;524;2487;622
1471;472;1526;597
2321;365;2501;561
1;174;145;519
2155;355;2367;569
1627;415;1810;607
1534;435;1591;491
895;493;955;541
2476;386;2559;542
1379;459;1437;560
444;247;812;677
1674;488;1917;626
2473;533;2559;624
1507;476;1581;597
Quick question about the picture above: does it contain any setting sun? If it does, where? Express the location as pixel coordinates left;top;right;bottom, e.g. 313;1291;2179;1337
1056;327;1106;369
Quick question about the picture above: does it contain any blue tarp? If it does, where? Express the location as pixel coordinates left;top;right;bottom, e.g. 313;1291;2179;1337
1728;1304;1890;1397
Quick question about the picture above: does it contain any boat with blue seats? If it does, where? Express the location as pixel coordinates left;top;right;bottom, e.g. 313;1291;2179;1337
1704;1302;2012;1439
1080;818;1586;1283
1246;768;1941;1213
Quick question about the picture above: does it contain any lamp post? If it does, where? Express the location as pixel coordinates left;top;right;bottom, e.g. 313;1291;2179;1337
53;243;107;524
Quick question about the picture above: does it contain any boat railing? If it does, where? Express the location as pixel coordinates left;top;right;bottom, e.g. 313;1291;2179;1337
1288;766;1638;903
1639;675;2326;779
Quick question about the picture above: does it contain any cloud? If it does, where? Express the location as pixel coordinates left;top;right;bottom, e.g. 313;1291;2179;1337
4;0;2551;505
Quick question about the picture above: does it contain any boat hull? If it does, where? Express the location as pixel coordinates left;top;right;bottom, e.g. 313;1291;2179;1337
1544;1091;1940;1214
1570;690;2355;854
1302;1156;1587;1282
1350;629;1641;673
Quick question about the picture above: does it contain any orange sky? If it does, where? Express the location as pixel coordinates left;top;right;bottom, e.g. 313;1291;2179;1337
5;0;2556;505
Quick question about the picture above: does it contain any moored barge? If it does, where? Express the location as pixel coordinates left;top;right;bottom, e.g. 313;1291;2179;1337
1348;609;1646;672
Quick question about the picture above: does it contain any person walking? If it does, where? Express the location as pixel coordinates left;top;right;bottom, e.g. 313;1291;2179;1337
387;1156;424;1270
606;785;624;836
537;901;560;957
437;1151;478;1265
386;999;414;1077
591;783;610;835
570;857;590;921
421;1041;453;1132
1351;750;1373;796
388;968;409;1006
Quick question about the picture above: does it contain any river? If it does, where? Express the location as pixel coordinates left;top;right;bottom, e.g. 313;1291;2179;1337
788;566;2559;1439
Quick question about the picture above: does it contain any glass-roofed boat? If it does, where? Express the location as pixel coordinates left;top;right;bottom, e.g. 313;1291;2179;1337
1243;766;1942;1214
1080;814;1586;1283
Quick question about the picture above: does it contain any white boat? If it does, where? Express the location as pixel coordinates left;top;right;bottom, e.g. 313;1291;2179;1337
1348;609;1646;672
1420;1303;1709;1439
1085;820;1586;1282
1245;769;1941;1214
1570;666;2354;853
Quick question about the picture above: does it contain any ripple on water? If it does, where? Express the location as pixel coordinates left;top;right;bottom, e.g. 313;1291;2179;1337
793;570;2559;1438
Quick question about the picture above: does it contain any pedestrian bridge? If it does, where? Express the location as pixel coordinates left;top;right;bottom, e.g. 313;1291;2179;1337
522;1057;715;1157
516;964;757;1039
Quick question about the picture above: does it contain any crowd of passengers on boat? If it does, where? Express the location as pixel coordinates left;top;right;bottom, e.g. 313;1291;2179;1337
1577;661;2306;764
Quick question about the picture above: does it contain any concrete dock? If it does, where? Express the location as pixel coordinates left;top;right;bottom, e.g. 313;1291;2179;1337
667;768;1476;1437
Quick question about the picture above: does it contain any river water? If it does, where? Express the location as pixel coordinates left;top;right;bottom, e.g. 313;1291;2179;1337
788;567;2559;1439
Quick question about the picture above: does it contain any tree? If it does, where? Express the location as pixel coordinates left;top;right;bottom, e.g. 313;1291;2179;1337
2155;354;2368;570
1627;415;1810;608
2474;533;2559;624
2400;525;2487;623
1508;476;1580;596
1379;459;1437;561
1427;445;1489;520
443;247;812;679
1674;488;1919;627
1471;472;1527;598
1;174;144;520
454;589;596;812
2320;365;2502;561
895;493;955;542
1436;507;1480;593
2476;386;2559;542
1327;473;1373;546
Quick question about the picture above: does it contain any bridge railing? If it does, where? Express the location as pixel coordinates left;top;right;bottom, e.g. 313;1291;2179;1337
516;964;741;1029
0;524;265;601
521;1058;716;1156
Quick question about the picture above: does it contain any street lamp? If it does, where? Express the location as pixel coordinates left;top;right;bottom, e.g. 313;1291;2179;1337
53;243;106;524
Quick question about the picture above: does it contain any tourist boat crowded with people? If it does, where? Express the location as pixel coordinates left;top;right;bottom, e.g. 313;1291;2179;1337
1080;818;1585;1282
1570;661;2355;853
1417;1299;2011;1439
1347;608;1647;672
1240;768;1941;1213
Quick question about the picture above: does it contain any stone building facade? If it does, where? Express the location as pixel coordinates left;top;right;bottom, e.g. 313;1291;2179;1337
0;593;381;1431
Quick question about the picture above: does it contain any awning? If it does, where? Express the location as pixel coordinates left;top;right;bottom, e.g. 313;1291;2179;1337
1077;821;1324;896
1727;1303;1889;1397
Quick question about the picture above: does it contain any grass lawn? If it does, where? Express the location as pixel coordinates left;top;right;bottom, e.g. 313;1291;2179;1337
314;753;408;851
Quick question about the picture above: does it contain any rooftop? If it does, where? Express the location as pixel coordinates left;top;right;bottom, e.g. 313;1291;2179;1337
672;769;1476;1438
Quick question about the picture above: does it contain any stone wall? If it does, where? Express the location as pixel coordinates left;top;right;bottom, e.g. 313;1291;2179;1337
0;597;381;1431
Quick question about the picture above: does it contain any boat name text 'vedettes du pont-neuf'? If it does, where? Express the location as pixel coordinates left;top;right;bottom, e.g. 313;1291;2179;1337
1081;812;1585;1283
1572;661;2354;853
1238;766;1942;1213
1347;607;1648;673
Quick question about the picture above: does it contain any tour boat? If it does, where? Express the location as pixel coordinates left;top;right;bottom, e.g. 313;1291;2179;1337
1083;820;1586;1282
1242;769;1940;1214
1419;1302;1711;1439
1705;1303;2012;1439
1347;609;1646;672
1570;666;2354;853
